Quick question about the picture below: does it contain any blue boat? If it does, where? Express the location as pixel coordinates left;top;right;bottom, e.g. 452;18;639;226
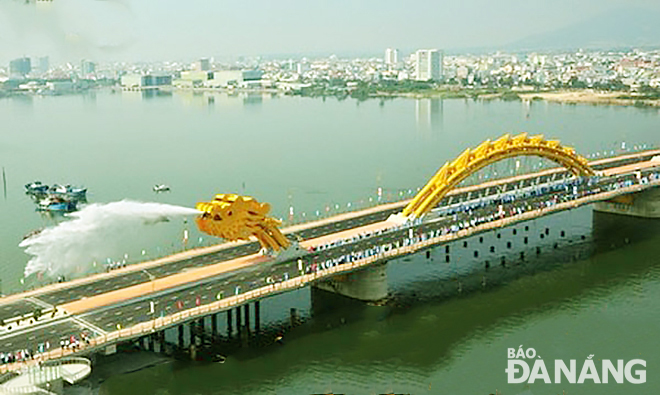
36;196;77;212
25;181;87;213
24;181;49;195
49;184;87;201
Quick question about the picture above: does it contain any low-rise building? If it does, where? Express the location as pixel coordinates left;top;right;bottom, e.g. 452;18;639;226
205;70;263;88
121;73;172;89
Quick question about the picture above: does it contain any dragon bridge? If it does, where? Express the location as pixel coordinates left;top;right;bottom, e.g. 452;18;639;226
401;133;595;219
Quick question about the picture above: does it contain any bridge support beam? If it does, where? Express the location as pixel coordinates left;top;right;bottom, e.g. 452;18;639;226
157;330;165;353
313;261;388;302
178;325;184;349
594;188;660;218
236;307;242;341
254;301;261;335
189;322;195;347
244;304;250;337
227;309;233;339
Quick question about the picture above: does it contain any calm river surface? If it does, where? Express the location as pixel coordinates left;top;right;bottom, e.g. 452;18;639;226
0;91;659;394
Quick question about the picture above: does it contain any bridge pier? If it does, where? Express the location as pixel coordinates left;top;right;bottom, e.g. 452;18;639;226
254;301;261;335
211;312;218;338
244;304;250;338
189;321;195;347
594;188;660;218
290;307;299;327
227;309;233;339
178;325;184;349
313;261;388;302
236;307;242;342
156;330;165;353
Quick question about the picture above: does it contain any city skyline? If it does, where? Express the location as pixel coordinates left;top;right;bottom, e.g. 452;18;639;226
1;0;660;64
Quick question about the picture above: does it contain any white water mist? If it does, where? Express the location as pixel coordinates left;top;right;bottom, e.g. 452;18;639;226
20;200;201;278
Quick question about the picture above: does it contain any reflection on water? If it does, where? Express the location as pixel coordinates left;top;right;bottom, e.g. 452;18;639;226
243;93;263;106
7;94;34;107
141;89;173;100
415;98;443;136
161;91;267;108
592;210;660;251
82;91;97;107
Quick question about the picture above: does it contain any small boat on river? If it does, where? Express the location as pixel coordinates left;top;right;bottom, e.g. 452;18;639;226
25;181;87;213
48;184;87;201
36;196;77;213
153;184;170;193
24;181;49;195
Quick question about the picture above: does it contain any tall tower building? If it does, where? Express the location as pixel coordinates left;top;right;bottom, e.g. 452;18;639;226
36;57;49;74
385;48;399;66
9;57;31;77
81;60;96;75
193;58;211;71
414;49;443;81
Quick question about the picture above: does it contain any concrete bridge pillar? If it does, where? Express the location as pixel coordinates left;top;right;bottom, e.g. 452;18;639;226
157;330;165;353
189;322;194;347
178;325;184;349
227;309;233;339
313;261;388;302
243;304;250;337
594;188;660;218
254;301;261;335
235;307;242;341
211;313;218;337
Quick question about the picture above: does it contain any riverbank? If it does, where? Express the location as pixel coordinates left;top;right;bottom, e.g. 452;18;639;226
518;89;660;107
370;88;660;108
283;82;660;108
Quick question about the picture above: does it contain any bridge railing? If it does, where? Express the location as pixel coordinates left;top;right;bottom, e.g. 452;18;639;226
2;171;659;374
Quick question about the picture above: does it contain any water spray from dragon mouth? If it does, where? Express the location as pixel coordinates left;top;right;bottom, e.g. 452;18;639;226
20;200;201;278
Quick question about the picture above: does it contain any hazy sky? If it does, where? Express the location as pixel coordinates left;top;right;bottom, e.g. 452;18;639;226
1;0;659;64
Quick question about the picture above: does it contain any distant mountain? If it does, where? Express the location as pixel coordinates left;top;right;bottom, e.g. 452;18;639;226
506;7;660;52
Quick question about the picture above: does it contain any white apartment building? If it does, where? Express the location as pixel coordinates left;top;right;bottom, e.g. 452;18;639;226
415;49;443;81
385;48;399;66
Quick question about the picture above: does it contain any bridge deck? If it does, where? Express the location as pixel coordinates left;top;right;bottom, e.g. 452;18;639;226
5;149;657;311
0;300;46;324
0;150;658;372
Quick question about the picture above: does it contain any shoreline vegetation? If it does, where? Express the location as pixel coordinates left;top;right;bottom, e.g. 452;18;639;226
289;84;660;108
4;83;660;109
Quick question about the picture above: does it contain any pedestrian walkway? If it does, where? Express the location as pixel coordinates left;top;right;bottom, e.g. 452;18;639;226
0;357;91;394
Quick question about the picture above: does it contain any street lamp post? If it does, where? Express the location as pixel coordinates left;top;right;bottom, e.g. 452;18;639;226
142;269;156;315
141;269;155;292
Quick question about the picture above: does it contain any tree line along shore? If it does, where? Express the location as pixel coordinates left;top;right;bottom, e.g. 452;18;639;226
288;80;660;108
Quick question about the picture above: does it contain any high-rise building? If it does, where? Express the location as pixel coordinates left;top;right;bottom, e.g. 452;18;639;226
385;48;399;66
193;58;211;71
36;56;49;74
9;57;31;77
81;60;96;75
414;49;443;81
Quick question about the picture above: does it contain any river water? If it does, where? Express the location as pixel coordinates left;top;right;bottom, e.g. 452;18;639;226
0;91;659;394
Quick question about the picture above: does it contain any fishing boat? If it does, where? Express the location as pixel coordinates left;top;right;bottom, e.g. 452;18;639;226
24;181;49;195
25;181;87;213
48;184;87;201
36;196;77;213
153;184;170;193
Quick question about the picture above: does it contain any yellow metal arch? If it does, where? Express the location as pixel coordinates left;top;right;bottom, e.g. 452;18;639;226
401;133;595;219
